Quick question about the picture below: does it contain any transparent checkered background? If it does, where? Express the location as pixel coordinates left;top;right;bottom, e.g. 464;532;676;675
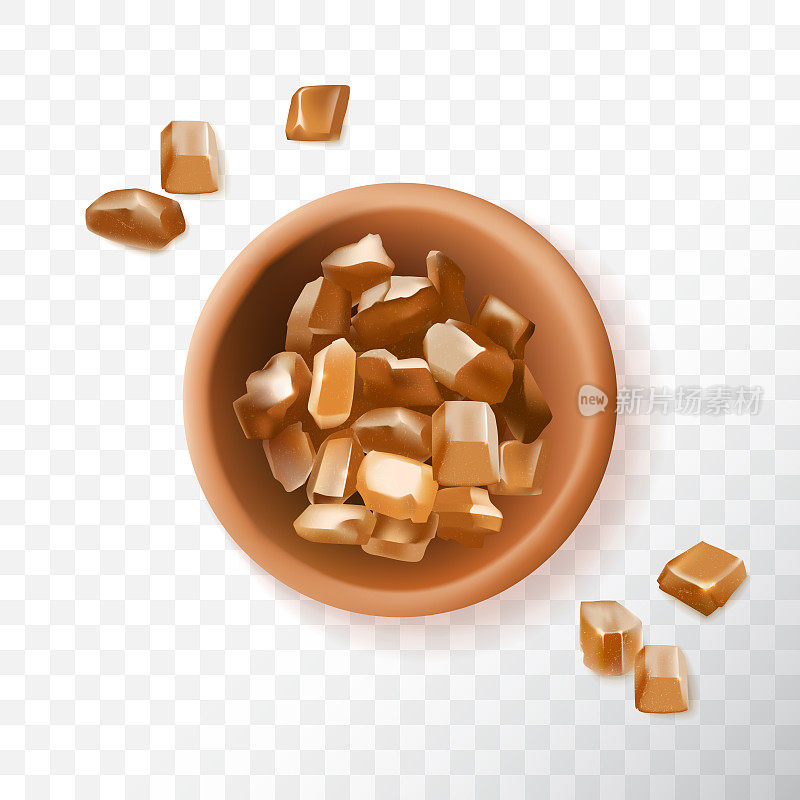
1;1;798;797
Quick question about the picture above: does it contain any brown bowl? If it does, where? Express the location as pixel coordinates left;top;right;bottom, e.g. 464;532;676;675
184;183;616;616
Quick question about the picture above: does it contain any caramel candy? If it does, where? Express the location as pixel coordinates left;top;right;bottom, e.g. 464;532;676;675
579;601;643;677
306;429;363;504
352;407;432;461
432;401;499;486
634;645;689;714
286;277;352;365
473;294;534;359
497;359;552;443
262;423;315;492
321;233;395;303
352;276;441;348
308;338;356;429
356;349;442;409
489;440;550;496
658;542;747;615
233;352;312;439
293;503;376;545
356;451;438;523
362;514;438;563
434;487;503;548
386;330;427;360
85;189;185;250
160;121;219;194
426;250;470;323
286;84;350;142
423;320;513;404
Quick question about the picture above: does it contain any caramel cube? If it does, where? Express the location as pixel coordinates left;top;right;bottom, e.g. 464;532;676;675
579;600;643;676
423;320;514;404
286;277;352;365
293;503;376;545
306;429;363;504
356;349;442;409
233;352;312;439
634;645;689;714
426;250;470;322
285;84;350;142
472;294;534;359
361;514;439;563
160;121;219;194
308;338;356;430
658;541;747;615
432;401;499;487
351;407;432;461
497;359;552;443
321;233;395;303
356;451;438;523
262;422;315;492
489;440;550;496
434;487;503;548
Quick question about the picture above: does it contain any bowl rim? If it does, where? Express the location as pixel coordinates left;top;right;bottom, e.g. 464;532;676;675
183;182;617;617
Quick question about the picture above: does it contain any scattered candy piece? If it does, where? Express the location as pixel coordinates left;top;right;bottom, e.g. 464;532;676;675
489;439;550;496
634;645;689;714
262;423;315;492
361;514;439;562
160;121;219;194
286;84;351;142
579;600;643;676
432;401;499;487
472;294;534;359
322;233;395;303
286;277;352;365
293;503;376;545
426;250;470;323
434;487;503;548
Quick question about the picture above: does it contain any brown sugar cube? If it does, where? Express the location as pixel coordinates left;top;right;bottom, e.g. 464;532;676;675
308;338;356;430
352;407;432;461
262;422;316;492
356;349;442;409
423;320;514;404
233;352;312;439
352;276;442;348
361;514;439;563
432;401;500;487
293;503;376;545
286;277;352;365
425;250;470;323
497;359;552;443
658;541;747;615
472;294;534;359
321;233;395;303
434;487;503;548
285;84;350;142
306;429;364;504
579;600;643;677
634;645;689;714
160;121;219;194
85;189;185;250
489;440;550;496
356;451;438;523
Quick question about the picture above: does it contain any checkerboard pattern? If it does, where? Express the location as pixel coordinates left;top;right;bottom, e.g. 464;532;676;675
1;1;798;797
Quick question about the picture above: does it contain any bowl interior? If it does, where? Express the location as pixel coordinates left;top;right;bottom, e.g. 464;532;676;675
187;185;616;615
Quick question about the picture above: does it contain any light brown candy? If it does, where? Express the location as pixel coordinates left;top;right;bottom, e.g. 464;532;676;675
426;250;470;322
352;276;441;348
361;514;438;563
306;429;363;504
634;645;689;714
579;600;643;677
356;349;442;409
356;451;438;523
423;320;513;404
286;277;352;365
657;541;747;616
293;503;376;545
85;189;185;250
434;487;503;548
233;352;312;439
432;401;499;487
285;84;350;142
489;440;550;496
160;121;219;194
262;423;316;492
321;233;395;303
497;359;552;443
352;407;432;461
308;338;356;429
472;294;534;359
